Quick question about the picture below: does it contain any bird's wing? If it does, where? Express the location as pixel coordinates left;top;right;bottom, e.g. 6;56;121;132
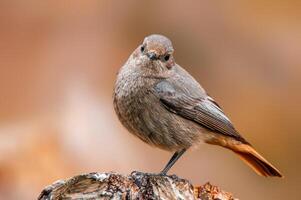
153;80;247;143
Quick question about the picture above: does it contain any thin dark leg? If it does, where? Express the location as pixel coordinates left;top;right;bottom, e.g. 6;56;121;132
160;148;186;175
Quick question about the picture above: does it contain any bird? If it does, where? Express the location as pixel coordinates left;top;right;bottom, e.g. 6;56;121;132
113;34;282;177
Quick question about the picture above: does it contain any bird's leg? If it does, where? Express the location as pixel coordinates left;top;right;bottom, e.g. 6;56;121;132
160;148;186;175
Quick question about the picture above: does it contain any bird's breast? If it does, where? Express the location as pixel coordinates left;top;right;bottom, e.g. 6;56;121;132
114;65;153;133
113;64;204;151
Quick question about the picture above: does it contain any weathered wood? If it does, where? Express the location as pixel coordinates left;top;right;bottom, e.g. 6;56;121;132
38;171;237;200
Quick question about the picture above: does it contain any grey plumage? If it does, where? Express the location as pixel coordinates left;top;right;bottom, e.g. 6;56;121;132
113;34;282;177
154;79;248;144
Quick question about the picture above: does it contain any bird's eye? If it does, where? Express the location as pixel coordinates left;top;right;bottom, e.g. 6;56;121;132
140;45;145;53
164;54;170;61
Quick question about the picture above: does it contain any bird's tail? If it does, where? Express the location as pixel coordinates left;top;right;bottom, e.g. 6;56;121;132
229;143;283;177
206;136;283;177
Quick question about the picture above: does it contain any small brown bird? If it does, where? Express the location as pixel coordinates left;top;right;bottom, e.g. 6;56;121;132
113;34;282;177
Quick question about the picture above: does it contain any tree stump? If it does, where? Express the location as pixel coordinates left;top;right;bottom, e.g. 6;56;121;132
38;171;237;200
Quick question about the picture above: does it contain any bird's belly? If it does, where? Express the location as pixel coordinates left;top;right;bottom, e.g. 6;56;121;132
140;108;204;151
115;90;204;151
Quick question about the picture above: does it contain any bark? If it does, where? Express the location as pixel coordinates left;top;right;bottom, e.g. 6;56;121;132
38;171;237;200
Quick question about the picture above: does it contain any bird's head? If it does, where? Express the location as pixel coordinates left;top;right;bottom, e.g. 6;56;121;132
132;34;176;73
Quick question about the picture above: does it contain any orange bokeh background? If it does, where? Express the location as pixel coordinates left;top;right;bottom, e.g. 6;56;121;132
0;1;300;199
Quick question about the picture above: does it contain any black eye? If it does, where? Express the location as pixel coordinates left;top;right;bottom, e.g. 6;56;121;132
140;45;145;53
164;54;170;61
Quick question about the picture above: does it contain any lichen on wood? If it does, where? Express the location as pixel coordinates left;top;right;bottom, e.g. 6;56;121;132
38;171;237;200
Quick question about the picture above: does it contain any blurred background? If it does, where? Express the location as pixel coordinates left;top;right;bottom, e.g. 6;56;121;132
0;1;300;199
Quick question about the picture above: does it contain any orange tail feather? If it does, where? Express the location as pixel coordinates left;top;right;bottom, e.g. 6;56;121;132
206;136;283;177
231;144;283;177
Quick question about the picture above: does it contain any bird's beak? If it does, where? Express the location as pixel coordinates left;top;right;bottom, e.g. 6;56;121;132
146;52;157;60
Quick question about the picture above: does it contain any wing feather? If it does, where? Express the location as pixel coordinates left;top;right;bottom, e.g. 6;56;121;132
154;80;248;143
